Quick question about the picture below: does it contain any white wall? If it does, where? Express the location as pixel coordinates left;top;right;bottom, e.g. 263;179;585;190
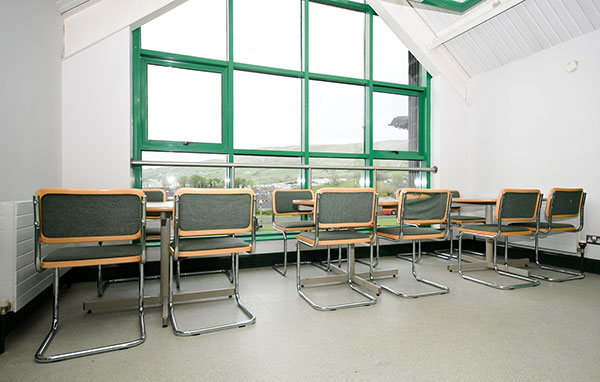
0;0;62;202
433;28;600;260
62;28;132;188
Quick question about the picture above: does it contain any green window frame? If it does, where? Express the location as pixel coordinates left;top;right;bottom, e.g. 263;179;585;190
132;0;431;193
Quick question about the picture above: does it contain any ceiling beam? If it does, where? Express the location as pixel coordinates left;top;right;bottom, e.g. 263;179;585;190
427;0;526;49
63;0;187;58
368;0;470;99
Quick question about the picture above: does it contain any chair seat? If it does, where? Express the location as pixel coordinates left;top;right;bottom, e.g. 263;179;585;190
273;220;315;231
377;226;444;240
510;222;577;232
458;224;532;237
42;244;141;268
450;215;486;223
176;236;251;257
297;230;371;246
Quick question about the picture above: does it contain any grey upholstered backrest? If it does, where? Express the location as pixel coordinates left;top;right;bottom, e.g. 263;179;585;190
36;189;143;243
316;188;375;228
399;189;450;224
176;189;254;236
497;189;540;222
547;188;584;219
273;190;314;215
449;190;461;212
144;189;166;202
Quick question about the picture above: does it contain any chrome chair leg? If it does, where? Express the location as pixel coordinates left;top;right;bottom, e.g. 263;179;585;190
36;266;146;363
296;242;378;311
374;240;449;298
273;231;325;276
529;236;585;282
457;234;539;290
169;253;255;336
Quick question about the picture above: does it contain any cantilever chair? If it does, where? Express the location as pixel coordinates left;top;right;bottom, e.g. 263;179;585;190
375;189;451;298
296;188;381;311
457;189;542;290
271;189;316;276
169;188;256;336
33;188;146;363
511;188;586;282
96;188;166;297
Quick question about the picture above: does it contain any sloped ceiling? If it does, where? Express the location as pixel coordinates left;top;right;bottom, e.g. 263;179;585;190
411;0;600;77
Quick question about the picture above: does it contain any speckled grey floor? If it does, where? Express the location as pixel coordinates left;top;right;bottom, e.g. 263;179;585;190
2;254;600;381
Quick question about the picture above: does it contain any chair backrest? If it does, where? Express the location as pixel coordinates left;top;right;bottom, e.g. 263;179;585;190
397;188;450;225
143;189;166;202
546;188;584;220
495;189;541;222
449;190;461;212
175;188;254;237
272;189;314;215
315;188;376;229
34;188;144;244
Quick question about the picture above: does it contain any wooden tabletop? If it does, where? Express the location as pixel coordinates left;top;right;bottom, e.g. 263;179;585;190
146;201;174;212
452;198;497;204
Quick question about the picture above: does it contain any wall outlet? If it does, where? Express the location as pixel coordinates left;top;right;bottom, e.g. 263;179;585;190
586;235;600;245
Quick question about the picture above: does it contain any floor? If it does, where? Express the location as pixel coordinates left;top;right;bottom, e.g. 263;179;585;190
2;252;600;381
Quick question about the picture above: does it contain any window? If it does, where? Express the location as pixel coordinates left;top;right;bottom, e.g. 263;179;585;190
133;0;431;238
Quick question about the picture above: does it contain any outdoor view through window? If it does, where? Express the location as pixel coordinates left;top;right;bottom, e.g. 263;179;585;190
135;0;429;232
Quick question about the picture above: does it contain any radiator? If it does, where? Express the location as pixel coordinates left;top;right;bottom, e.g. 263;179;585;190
0;201;66;313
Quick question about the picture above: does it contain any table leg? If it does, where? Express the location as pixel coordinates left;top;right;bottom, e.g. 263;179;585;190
484;204;494;263
160;212;170;327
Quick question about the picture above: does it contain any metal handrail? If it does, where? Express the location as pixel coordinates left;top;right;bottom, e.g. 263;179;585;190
131;160;438;173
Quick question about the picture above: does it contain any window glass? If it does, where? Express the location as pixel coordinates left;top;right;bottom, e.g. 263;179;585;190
141;152;227;198
147;65;222;144
309;80;365;153
373;16;409;84
310;158;366;190
234;0;300;70
309;3;364;78
234;156;303;233
141;0;226;60
234;71;301;151
373;92;419;152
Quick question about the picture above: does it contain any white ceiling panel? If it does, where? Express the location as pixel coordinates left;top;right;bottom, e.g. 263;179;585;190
55;0;90;14
412;0;600;77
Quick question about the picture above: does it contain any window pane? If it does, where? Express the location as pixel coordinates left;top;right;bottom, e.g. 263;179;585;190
147;65;222;144
141;152;227;198
373;92;419;152
141;0;226;60
309;3;364;78
234;71;301;151
234;0;300;70
309;81;364;153
234;156;303;233
310;158;366;190
373;16;409;84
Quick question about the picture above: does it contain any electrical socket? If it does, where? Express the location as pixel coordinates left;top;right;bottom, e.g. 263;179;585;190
586;235;600;245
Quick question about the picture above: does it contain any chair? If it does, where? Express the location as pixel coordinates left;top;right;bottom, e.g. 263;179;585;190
296;188;381;311
169;188;256;336
96;188;166;297
511;188;586;282
456;189;542;290
271;189;316;276
434;190;486;259
374;188;451;298
33;188;146;362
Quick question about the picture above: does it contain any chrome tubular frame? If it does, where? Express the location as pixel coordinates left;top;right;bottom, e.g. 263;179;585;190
35;196;147;362
457;193;541;290
295;193;381;311
372;191;450;298
528;193;586;282
168;194;256;336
